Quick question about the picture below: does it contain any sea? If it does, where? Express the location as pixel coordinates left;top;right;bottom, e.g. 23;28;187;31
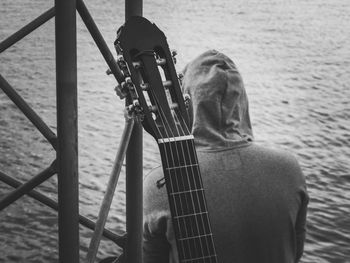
0;0;349;262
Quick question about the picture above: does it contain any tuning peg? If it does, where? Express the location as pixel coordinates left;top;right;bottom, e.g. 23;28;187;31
125;77;138;98
183;94;191;109
171;49;177;64
117;56;127;71
114;42;123;55
116;55;131;77
114;77;136;100
117;55;126;68
125;77;133;85
106;68;112;75
126;100;143;116
178;73;184;85
115;83;128;99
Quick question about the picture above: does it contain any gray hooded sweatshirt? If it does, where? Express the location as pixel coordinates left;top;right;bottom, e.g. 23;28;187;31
143;50;308;263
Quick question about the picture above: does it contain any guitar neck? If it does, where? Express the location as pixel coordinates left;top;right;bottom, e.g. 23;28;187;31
158;137;218;263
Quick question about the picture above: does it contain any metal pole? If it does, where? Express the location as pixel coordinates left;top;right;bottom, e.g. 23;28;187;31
125;0;143;18
55;0;79;261
0;160;56;211
0;7;55;53
0;74;57;149
125;2;143;263
87;117;135;263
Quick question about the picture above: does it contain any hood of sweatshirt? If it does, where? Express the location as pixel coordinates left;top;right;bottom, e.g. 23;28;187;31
181;50;253;150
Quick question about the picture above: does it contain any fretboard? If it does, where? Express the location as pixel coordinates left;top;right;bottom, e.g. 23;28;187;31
158;138;218;263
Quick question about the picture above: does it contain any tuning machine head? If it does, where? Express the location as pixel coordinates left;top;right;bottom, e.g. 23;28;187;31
114;83;127;99
178;73;184;85
114;41;123;55
115;77;137;100
171;49;177;64
125;100;144;121
116;55;131;78
183;93;191;109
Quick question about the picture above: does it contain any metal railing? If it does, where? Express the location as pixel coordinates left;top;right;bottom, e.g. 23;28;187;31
0;0;143;262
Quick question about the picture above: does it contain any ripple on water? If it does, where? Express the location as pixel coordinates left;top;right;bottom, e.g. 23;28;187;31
1;0;350;262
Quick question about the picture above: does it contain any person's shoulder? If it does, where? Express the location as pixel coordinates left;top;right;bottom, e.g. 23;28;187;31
244;143;303;174
243;143;307;190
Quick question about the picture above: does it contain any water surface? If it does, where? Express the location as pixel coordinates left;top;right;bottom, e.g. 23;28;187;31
0;0;349;262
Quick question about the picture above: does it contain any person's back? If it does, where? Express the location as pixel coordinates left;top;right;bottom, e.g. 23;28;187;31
143;50;308;263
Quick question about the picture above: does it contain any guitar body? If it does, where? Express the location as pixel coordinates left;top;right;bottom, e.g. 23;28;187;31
115;16;218;263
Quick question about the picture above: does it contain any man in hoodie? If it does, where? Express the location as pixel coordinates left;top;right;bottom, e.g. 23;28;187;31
143;50;309;263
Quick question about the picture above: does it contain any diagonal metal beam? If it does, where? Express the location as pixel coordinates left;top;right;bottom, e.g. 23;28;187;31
0;160;57;211
0;170;126;248
76;0;124;84
0;7;55;53
87;116;135;263
0;74;58;150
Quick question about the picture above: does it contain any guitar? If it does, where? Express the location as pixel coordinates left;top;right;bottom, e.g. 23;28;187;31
115;16;218;263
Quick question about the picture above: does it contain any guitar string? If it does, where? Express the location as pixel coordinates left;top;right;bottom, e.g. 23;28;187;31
151;60;209;261
150;62;213;262
150;92;194;261
173;110;214;262
139;52;214;262
152;53;209;261
168;106;206;260
144;66;191;260
136;52;187;259
176;111;218;263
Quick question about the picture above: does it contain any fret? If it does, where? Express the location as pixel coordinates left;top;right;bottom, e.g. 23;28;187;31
174;211;208;219
170;188;204;196
174;212;211;239
180;234;216;260
166;164;199;170
159;139;198;169
178;233;213;241
170;190;206;217
165;167;202;193
181;255;217;263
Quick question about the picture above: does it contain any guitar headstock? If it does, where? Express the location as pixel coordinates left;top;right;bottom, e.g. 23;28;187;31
114;16;191;141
